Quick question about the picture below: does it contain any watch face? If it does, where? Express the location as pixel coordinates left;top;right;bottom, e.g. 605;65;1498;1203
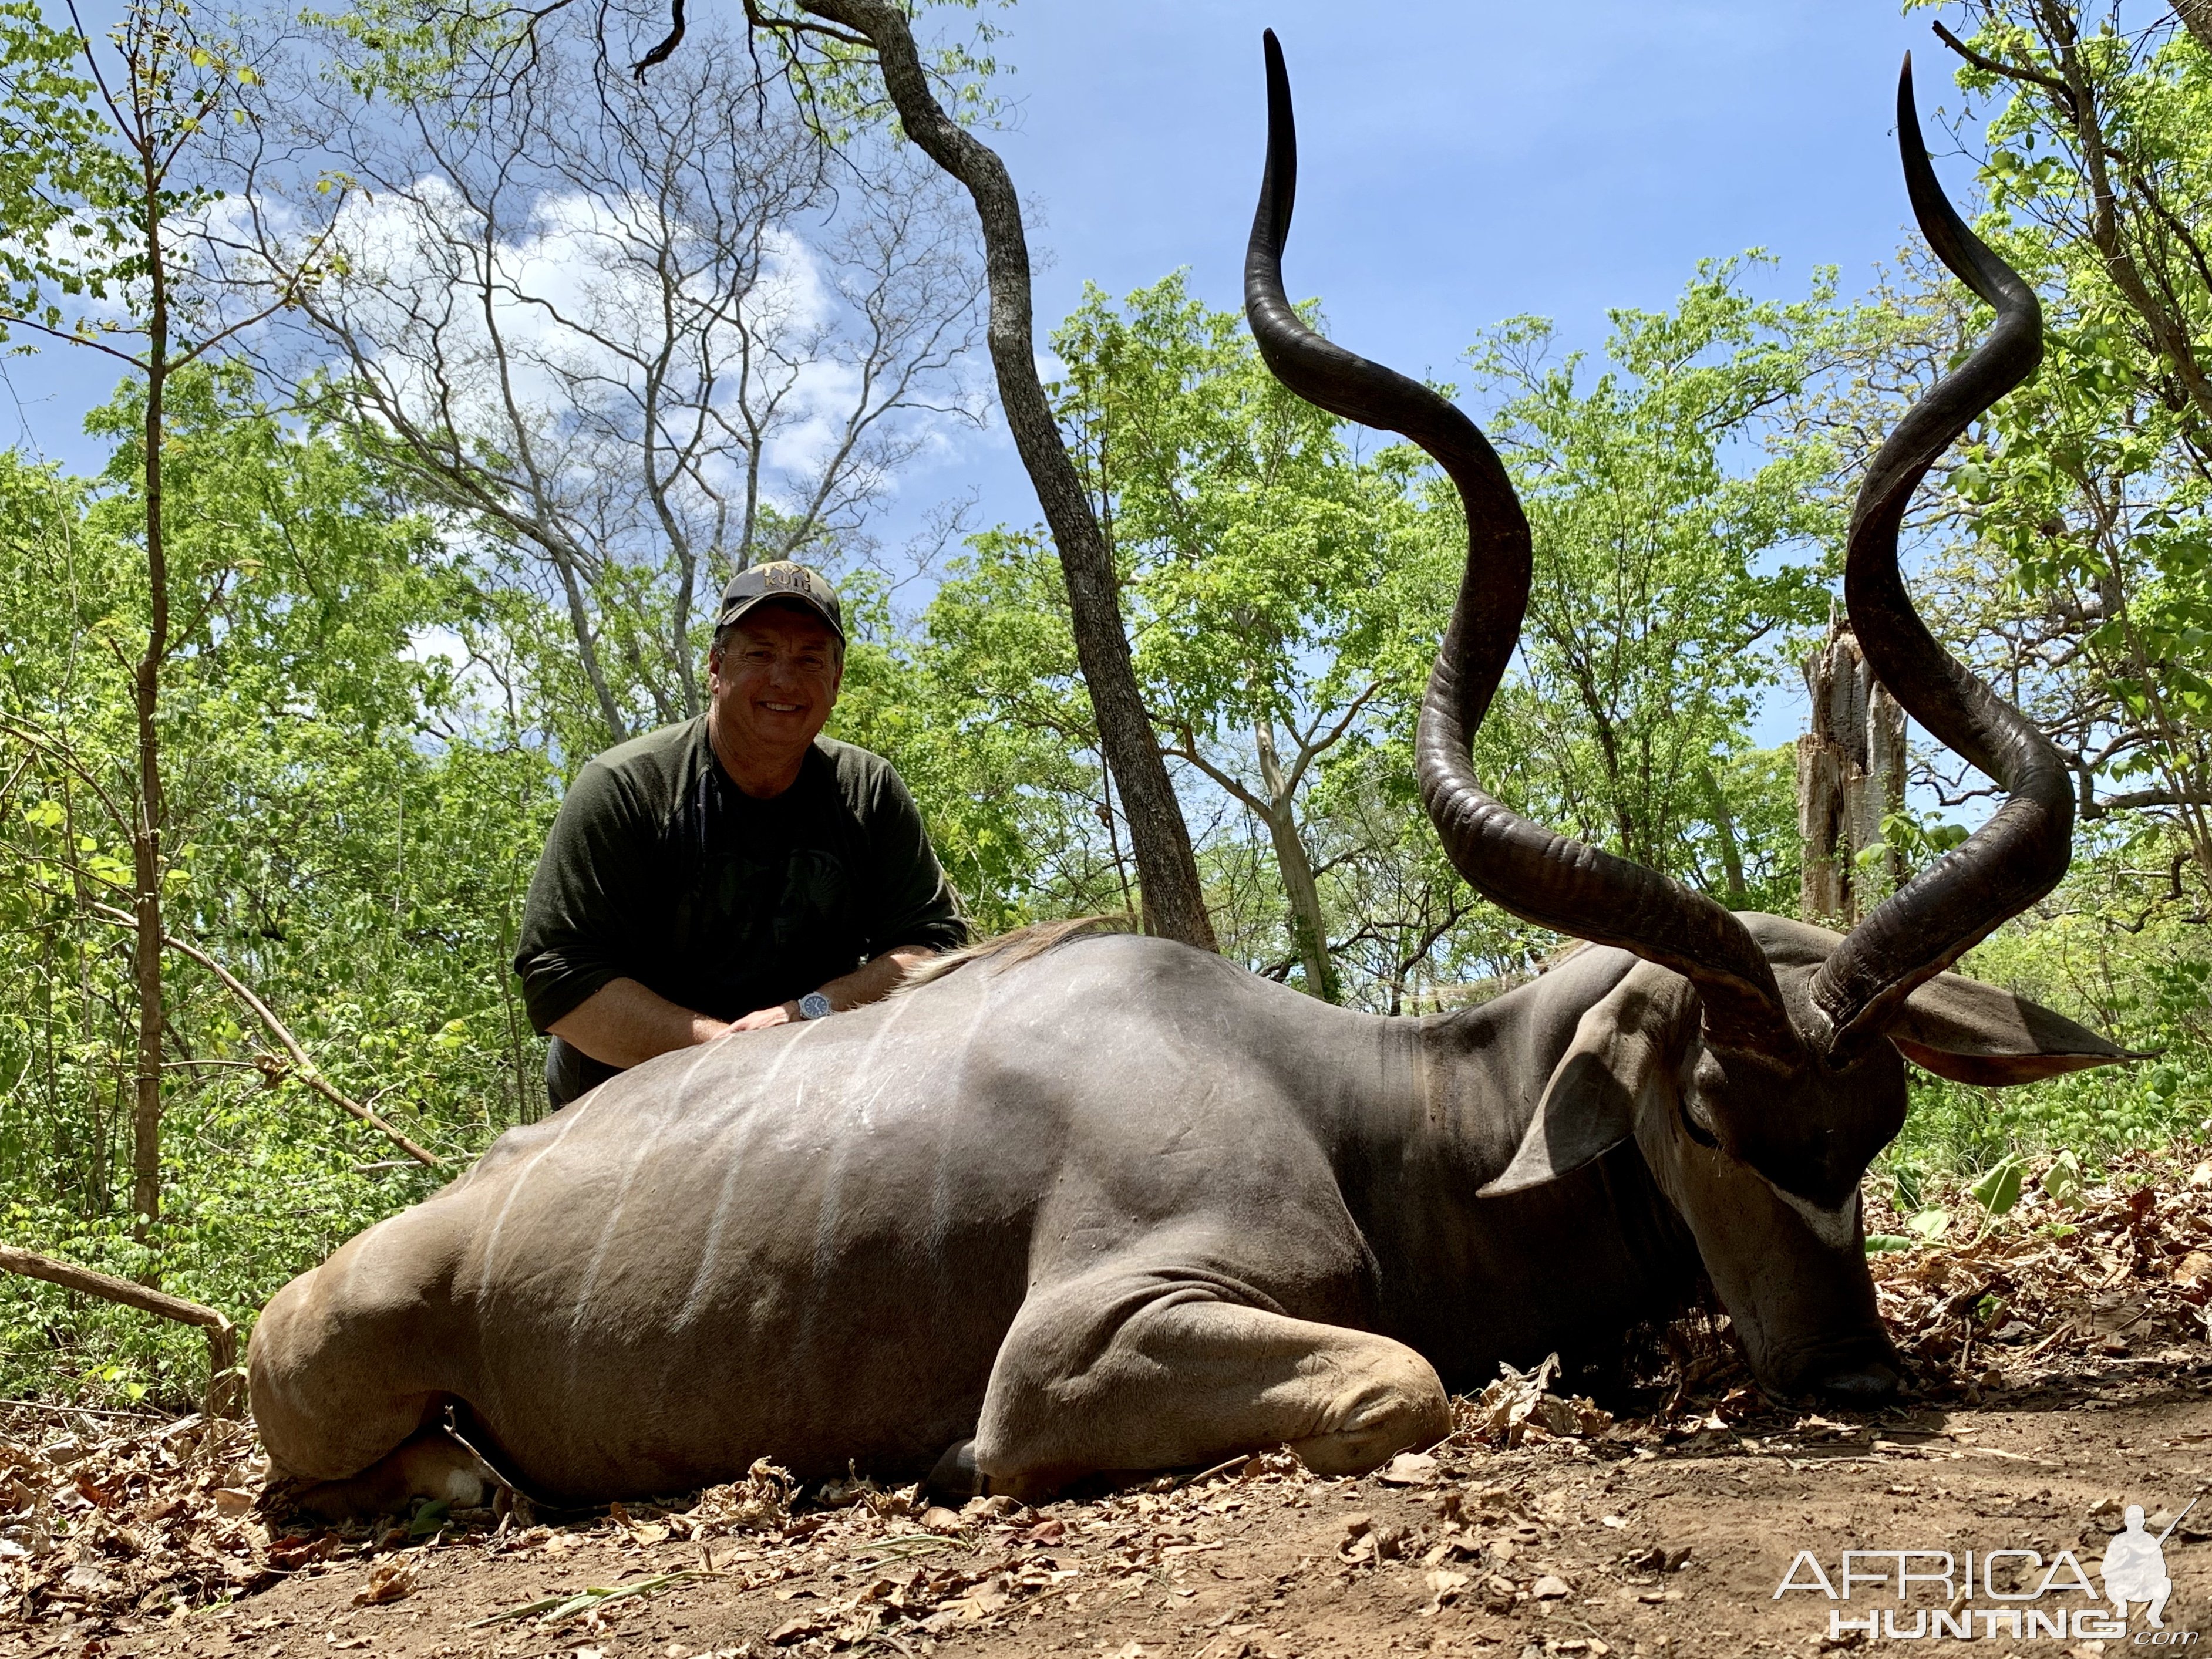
799;992;833;1020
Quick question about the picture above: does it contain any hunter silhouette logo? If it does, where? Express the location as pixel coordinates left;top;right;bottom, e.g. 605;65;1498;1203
1774;1496;2198;1644
2105;1500;2193;1630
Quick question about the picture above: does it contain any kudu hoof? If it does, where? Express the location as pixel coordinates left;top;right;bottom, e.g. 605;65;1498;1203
282;1428;490;1521
925;1438;985;1504
1814;1361;1901;1401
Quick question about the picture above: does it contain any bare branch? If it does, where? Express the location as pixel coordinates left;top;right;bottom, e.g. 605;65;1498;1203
0;1244;238;1416
87;903;445;1170
1932;20;2077;113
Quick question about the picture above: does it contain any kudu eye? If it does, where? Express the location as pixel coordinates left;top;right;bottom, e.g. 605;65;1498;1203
1675;1048;1725;1148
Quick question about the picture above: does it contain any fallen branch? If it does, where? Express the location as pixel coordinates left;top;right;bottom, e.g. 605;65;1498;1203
89;903;443;1169
0;1244;239;1418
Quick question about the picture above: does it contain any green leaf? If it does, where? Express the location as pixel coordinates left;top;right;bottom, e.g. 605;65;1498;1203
1864;1233;1917;1255
1907;1208;1953;1242
2040;1151;2084;1212
1969;1159;2025;1218
407;1499;450;1539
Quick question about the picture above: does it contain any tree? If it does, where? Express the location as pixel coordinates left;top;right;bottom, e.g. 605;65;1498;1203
737;0;1220;952
1048;275;1440;1000
1459;258;1840;892
1903;1;2212;904
831;547;1142;935
0;371;552;1394
0;0;338;1244
1796;616;1907;923
245;16;985;754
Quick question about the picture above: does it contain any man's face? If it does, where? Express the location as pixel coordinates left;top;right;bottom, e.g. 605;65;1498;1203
709;602;843;757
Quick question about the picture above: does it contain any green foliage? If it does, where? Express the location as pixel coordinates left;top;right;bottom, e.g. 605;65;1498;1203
1051;275;1436;746
0;1;145;343
2041;1148;2085;1209
0;372;556;1407
1462;257;1840;886
1881;841;2212;1186
1861;2;2212;1183
1969;1156;2025;1216
1692;746;1803;913
1048;273;1453;999
1905;2;2212;906
826;557;1130;934
0;0;255;355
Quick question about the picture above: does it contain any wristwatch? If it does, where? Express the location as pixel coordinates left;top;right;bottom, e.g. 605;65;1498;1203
796;991;834;1021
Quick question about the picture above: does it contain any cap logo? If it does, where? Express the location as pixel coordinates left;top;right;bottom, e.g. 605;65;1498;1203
762;564;812;595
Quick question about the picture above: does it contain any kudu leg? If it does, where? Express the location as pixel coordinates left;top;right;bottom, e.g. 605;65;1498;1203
250;1246;485;1517
967;1276;1449;1500
284;1425;489;1521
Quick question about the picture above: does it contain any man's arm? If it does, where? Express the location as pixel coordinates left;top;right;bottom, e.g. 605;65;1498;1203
549;977;731;1068
516;758;668;1043
727;945;939;1031
560;946;941;1058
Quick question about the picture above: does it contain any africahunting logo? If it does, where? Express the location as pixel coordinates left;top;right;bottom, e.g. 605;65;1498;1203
1773;1498;2196;1644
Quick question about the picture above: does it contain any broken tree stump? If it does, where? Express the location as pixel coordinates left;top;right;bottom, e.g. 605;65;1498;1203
1797;615;1906;926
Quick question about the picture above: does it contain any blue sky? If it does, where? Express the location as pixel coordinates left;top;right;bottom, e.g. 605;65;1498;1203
1;1;1964;466
964;0;1928;363
1;0;1968;751
895;0;1959;743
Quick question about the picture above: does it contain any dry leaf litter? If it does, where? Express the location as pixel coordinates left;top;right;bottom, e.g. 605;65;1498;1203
2;1143;2205;1653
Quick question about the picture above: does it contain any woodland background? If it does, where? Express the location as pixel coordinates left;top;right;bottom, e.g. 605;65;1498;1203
0;0;2206;1410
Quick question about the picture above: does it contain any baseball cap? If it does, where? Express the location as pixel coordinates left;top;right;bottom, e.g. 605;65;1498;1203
714;561;844;642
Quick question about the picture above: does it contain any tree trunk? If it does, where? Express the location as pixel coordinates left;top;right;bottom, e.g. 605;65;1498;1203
545;531;629;743
2181;0;2212;55
1797;615;1905;925
130;181;170;1250
1253;717;1338;1002
797;0;1217;952
1699;764;1749;908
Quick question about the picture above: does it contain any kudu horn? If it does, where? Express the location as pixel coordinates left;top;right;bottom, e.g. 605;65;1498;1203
1243;28;1797;1057
1808;56;2069;1051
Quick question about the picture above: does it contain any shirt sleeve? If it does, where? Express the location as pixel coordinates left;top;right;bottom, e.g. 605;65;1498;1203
860;761;969;958
513;760;662;1033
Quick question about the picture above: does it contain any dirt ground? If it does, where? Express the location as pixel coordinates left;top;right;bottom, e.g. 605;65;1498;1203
5;1149;2210;1659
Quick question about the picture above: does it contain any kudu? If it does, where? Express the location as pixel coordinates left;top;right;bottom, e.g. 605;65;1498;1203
247;41;2126;1515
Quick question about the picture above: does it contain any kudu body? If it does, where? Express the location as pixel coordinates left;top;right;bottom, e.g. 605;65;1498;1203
250;43;2127;1512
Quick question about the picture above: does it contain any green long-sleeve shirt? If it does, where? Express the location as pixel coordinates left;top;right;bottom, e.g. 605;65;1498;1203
515;717;967;1033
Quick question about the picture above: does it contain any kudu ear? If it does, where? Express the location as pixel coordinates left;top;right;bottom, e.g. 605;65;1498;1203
1887;973;2139;1086
1481;963;1691;1197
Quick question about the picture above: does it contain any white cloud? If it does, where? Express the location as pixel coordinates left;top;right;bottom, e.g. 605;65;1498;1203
307;178;905;535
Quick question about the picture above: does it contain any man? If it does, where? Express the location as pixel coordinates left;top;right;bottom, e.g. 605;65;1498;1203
516;561;967;1108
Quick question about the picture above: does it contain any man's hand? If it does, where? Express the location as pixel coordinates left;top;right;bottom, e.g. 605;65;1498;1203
557;947;940;1066
728;1002;800;1032
728;948;937;1034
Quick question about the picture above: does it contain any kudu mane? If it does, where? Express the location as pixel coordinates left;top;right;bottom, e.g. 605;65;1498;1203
894;915;1132;994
